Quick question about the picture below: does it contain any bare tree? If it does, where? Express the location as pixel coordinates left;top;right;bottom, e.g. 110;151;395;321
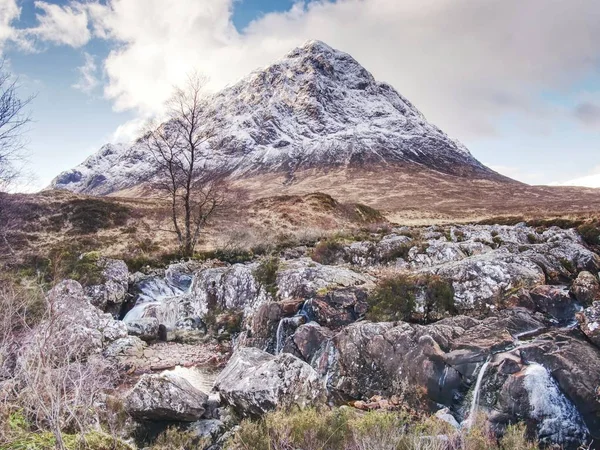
0;60;33;256
146;73;228;256
4;285;116;450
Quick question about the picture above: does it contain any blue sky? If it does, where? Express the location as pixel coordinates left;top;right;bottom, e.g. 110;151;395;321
2;0;600;190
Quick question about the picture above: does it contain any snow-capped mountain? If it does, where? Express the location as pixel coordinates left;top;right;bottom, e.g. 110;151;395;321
52;40;508;195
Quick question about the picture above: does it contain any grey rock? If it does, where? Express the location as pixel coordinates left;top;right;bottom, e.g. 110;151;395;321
277;258;372;300
124;372;208;421
571;271;600;305
126;318;160;342
577;301;600;347
103;336;146;358
85;258;129;317
215;347;326;416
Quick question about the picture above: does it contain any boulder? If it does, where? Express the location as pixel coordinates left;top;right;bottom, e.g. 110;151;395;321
315;321;461;405
29;280;128;361
215;347;326;416
124;372;208;421
277;258;372;300
570;271;600;305
529;285;579;325
126;318;160;342
430;249;546;310
293;323;335;364
190;264;270;316
577;301;600;347
85;258;129;317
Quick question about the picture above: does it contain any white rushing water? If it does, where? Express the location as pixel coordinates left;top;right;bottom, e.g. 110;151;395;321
523;363;588;445
462;357;491;429
124;274;191;326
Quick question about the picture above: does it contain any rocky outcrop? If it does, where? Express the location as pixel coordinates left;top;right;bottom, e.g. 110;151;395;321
32;280;127;361
529;285;579;325
571;271;600;305
189;264;270;317
124;372;208;421
577;301;600;347
277;258;372;300
215;347;326;416
85;258;129;317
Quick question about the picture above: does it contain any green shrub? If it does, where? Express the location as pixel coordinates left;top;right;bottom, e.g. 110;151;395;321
526;233;538;244
367;274;455;323
499;423;538;450
253;257;279;297
47;246;104;286
559;258;575;273
367;275;417;322
226;408;353;450
225;408;540;450
149;426;208;450
1;411;134;450
578;222;600;246
196;248;254;264
492;236;503;248
311;239;345;265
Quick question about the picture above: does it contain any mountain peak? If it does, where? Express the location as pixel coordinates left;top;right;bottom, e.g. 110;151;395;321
289;39;338;56
51;41;509;195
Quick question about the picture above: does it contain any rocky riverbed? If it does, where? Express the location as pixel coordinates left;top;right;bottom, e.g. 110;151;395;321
12;222;600;449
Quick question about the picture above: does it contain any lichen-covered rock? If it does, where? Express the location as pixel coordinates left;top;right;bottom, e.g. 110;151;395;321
571;271;600;305
293;323;334;364
126;318;160;342
277;258;372;300
124;372;208;421
31;280;127;360
188;264;270;318
577;301;600;348
104;336;146;358
215;347;326;416
85;258;129;317
431;249;546;310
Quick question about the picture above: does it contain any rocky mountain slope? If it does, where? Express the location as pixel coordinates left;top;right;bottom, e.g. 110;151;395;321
51;40;508;196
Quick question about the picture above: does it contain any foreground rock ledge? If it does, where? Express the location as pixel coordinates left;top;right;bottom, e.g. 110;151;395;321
124;372;208;421
215;347;326;417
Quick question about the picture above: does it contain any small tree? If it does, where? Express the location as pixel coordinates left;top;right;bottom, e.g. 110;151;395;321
146;73;227;257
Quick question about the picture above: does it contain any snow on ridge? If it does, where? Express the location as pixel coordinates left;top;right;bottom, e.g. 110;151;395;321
52;40;490;195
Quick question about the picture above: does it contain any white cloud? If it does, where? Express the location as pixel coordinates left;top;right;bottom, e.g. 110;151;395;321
60;0;600;142
110;116;148;143
2;0;600;155
72;52;98;93
0;0;27;51
28;1;90;47
553;166;600;188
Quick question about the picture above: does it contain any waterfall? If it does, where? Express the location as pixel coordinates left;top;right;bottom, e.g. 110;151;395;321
523;363;588;445
275;315;305;355
275;317;292;354
462;357;491;429
438;366;449;389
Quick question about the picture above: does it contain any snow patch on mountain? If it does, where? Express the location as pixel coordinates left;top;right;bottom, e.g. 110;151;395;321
52;40;501;195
